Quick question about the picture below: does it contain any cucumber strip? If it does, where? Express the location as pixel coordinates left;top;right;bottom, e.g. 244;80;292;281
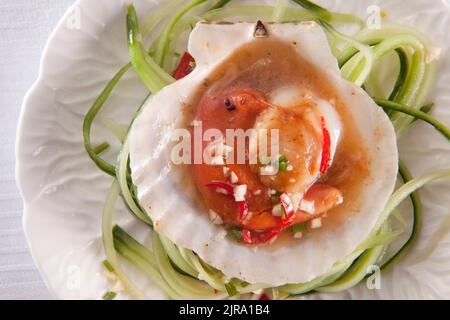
279;250;363;295
320;21;374;86
388;48;409;101
116;139;152;225
202;5;320;23
102;181;147;299
272;0;289;22
316;233;387;293
374;99;450;141
82;63;131;177
141;0;186;36
112;226;181;299
211;0;233;10
380;162;422;270
371;169;450;237
152;233;228;299
153;0;208;68
159;235;199;278
93;142;110;155
127;5;174;93
112;225;158;269
291;0;332;20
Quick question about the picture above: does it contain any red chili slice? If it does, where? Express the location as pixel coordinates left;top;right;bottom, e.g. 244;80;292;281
205;181;235;195
242;227;282;244
172;52;195;80
279;193;295;225
319;116;332;174
238;201;248;222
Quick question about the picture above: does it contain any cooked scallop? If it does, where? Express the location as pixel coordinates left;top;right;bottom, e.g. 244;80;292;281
129;21;398;285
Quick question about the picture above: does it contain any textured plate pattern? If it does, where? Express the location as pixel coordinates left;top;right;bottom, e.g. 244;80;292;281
16;0;450;299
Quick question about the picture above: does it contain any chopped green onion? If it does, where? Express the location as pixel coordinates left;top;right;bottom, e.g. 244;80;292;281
229;228;243;242
279;161;288;172
292;223;307;234
280;205;286;220
103;291;117;300
103;260;115;273
225;281;238;297
278;155;288;171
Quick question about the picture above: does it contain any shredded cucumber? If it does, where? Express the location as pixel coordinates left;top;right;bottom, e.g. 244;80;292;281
316;223;389;293
80;0;450;300
101;181;147;299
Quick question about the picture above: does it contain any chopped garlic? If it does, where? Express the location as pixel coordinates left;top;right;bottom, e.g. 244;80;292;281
286;164;293;171
289;178;296;183
215;187;229;195
300;200;315;214
210;156;225;165
272;204;282;216
253;189;262;196
230;171;238;184
234;184;247;201
223;166;229;175
426;46;441;64
310;218;322;229
293;232;303;239
260;165;276;175
214;229;227;241
209;210;223;225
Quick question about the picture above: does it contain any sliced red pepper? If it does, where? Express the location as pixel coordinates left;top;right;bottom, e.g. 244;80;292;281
319;116;332;174
238;201;248;222
242;227;282;244
279;193;295;225
172;52;195;80
205;181;235;195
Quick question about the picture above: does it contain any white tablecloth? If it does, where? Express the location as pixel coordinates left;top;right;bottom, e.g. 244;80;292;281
0;0;73;300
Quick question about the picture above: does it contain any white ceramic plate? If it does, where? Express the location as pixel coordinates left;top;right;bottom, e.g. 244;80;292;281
16;0;450;299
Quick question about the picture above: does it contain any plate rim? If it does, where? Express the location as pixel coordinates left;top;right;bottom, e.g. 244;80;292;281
15;0;84;300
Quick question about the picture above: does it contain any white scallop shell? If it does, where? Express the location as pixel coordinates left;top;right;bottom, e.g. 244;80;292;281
129;21;398;286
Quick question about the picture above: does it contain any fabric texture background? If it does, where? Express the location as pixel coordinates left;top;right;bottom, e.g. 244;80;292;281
0;0;73;300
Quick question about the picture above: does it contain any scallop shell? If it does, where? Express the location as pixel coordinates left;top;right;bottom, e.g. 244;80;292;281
129;21;398;286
